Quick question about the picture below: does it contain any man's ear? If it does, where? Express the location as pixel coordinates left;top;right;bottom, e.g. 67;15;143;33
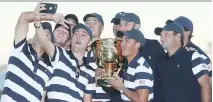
177;33;182;37
127;22;134;31
135;42;141;49
185;31;191;37
101;26;104;32
134;24;141;29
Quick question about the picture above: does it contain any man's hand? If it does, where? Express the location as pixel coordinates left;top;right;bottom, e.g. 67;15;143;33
34;1;46;22
53;13;70;29
108;68;123;91
109;75;124;91
95;68;105;77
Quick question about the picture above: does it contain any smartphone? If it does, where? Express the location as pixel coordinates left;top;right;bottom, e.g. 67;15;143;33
40;3;58;14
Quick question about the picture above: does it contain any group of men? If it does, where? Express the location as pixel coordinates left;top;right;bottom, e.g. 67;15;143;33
0;2;212;102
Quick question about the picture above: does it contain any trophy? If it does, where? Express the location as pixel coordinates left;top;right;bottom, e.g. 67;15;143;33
92;38;124;87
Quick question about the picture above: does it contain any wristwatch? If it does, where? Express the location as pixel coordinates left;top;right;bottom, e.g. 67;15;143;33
34;23;41;28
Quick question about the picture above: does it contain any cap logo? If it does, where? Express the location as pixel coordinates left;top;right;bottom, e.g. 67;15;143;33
121;13;126;17
119;12;123;16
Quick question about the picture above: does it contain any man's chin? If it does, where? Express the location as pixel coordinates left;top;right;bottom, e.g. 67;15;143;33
55;41;65;47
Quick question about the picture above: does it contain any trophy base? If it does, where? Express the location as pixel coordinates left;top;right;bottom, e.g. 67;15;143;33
97;79;112;87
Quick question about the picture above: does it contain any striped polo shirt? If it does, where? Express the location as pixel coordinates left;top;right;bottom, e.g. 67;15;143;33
121;53;153;102
84;49;111;102
45;46;96;102
1;38;53;102
185;42;212;77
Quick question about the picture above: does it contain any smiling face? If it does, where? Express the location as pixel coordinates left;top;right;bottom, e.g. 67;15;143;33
121;35;139;57
85;17;103;38
53;26;70;47
160;30;181;51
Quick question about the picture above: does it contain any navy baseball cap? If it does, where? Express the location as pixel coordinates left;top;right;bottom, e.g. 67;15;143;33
41;22;54;42
120;13;140;24
166;16;193;32
83;13;104;26
65;14;79;24
122;29;146;47
154;23;184;36
72;23;92;40
111;12;126;23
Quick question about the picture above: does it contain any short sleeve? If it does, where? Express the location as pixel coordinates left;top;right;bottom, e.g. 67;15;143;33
134;60;153;90
191;52;209;79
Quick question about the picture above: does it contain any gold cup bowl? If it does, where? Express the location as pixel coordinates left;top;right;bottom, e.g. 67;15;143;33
92;38;124;87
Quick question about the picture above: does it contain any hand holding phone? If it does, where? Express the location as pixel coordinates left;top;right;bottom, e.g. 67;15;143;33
40;3;58;14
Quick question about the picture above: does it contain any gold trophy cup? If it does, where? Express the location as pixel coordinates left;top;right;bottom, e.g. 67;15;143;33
92;38;124;87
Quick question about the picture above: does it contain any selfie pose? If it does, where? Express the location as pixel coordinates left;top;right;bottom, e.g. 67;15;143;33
1;3;55;102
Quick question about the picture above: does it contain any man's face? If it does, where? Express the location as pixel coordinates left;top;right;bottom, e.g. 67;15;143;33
85;17;102;37
53;26;69;47
121;35;138;57
118;20;135;32
160;30;178;50
71;28;91;51
118;20;128;32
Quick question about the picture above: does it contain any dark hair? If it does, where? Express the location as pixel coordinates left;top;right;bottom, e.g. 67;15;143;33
173;31;184;46
183;27;193;41
113;18;120;25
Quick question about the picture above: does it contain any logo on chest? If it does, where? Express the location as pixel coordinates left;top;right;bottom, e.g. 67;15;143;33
177;65;180;68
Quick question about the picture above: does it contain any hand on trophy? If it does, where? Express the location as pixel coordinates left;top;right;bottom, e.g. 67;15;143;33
108;68;124;91
95;68;105;77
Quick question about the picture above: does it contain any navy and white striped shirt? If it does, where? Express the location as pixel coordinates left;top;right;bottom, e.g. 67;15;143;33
191;51;209;79
84;50;111;102
121;53;153;102
185;42;211;77
46;47;96;102
1;39;53;102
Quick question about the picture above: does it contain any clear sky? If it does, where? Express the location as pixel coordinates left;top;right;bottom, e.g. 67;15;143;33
0;2;212;65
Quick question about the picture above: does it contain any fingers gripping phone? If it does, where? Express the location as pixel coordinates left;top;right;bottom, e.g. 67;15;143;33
40;3;58;14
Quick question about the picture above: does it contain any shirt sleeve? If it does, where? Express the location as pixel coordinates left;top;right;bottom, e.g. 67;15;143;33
191;52;209;79
134;59;153;91
13;38;28;53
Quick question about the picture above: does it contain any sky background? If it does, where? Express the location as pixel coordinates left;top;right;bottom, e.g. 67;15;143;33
0;2;212;65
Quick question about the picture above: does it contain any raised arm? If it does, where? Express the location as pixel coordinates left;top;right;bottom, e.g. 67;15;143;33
14;11;37;45
33;2;70;58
